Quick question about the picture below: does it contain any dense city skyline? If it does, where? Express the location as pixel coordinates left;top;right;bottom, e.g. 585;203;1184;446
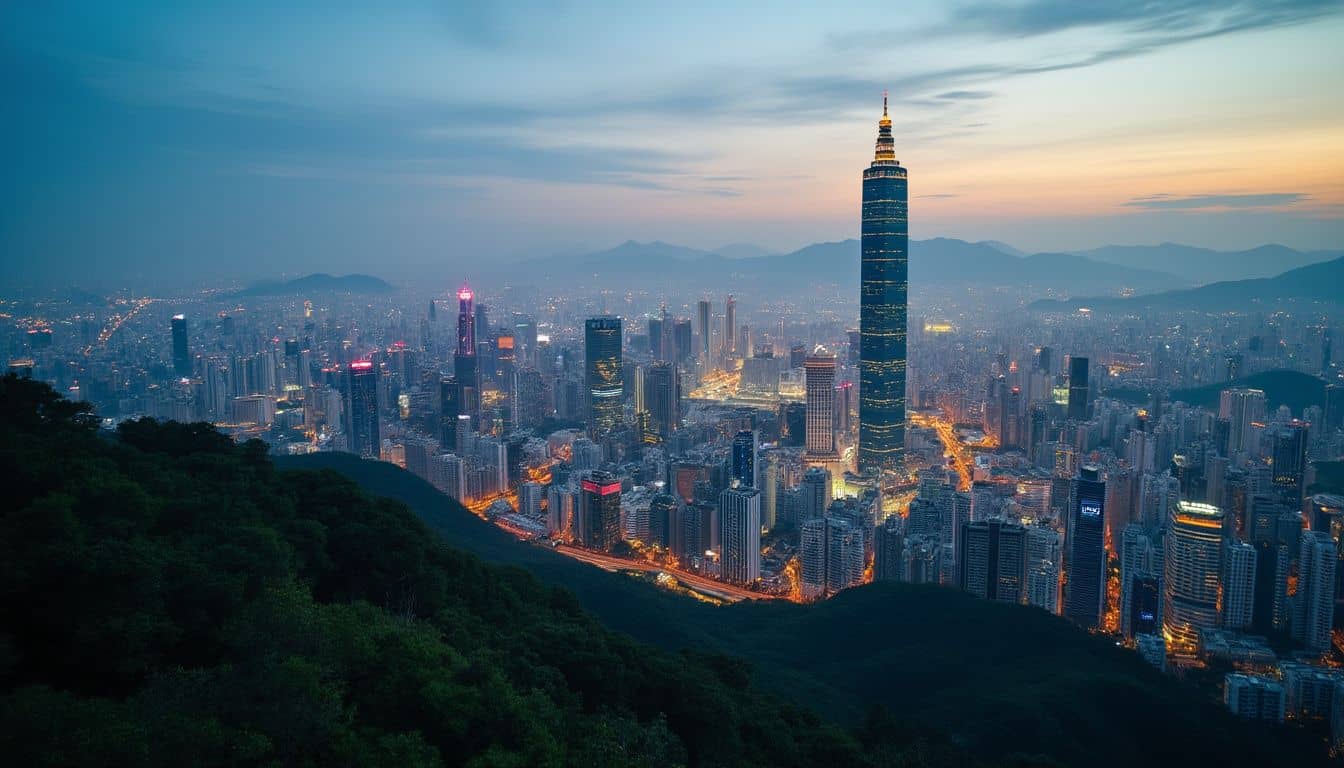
4;2;1344;290
6;5;1344;766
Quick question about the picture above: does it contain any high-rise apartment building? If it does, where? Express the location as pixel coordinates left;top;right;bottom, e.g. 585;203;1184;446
720;486;761;585
1296;530;1337;654
957;518;1027;603
1223;540;1258;630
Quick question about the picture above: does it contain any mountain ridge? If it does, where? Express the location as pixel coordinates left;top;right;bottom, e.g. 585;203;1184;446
1030;255;1344;312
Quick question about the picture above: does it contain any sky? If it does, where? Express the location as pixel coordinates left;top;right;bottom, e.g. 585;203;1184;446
2;1;1343;289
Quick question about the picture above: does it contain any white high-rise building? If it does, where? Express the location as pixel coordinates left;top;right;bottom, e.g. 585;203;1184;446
431;453;467;501
800;518;828;600
826;517;865;596
1220;387;1266;458
1296;530;1337;653
519;481;544;518
720;487;762;586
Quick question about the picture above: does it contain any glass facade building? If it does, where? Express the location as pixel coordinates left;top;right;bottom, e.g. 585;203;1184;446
1065;465;1106;628
585;316;623;435
859;96;908;471
171;314;190;377
344;360;380;459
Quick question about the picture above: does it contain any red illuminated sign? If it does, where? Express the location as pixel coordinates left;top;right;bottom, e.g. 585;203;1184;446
581;480;620;496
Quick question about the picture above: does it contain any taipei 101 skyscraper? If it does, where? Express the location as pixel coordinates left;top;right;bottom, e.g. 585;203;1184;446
858;93;908;472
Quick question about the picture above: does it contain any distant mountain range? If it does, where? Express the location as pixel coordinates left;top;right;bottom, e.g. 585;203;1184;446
509;238;1191;296
1030;255;1344;312
237;272;394;296
1074;243;1342;282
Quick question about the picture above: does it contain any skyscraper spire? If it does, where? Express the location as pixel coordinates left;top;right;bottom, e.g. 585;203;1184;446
873;95;897;165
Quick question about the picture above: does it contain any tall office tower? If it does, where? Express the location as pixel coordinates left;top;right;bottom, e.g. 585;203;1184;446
495;332;516;387
580;470;622;552
720;487;762;585
1224;540;1258;630
800;518;829;600
957;519;1027;603
782;401;807;447
171;314;190;376
584;317;623;435
800;467;832;523
1064;465;1106;629
343;361;380;459
648;315;664;360
858;94;908;473
649;492;678;549
826;517;865;596
1066;356;1089;421
439;376;460;448
835;380;855;434
761;454;778;530
633;365;647;416
1163;501;1226;656
1296;530;1337;654
804;349;838;456
1120;524;1155;638
1325;384;1344;433
1220;387;1267;456
847;329;861;363
454;284;480;427
1036;346;1053;374
874;516;905;581
696;299;712;366
731;430;759;489
473;301;489;347
723;294;737;357
999;386;1023;449
673;318;693;363
645;361;679;439
1271;422;1308;507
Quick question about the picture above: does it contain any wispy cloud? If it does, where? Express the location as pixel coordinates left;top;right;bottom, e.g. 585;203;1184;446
1124;192;1309;210
918;193;960;199
937;90;995;100
946;0;1341;39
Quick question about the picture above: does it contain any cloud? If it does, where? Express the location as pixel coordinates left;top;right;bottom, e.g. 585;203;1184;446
947;0;1341;39
936;90;995;100
918;193;960;199
1123;192;1309;210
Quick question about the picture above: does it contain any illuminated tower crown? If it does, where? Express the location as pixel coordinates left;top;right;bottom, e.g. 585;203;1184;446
872;91;898;166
